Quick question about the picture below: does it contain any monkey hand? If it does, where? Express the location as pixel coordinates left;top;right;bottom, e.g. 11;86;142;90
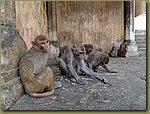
77;78;88;85
100;77;109;84
70;77;88;85
96;76;109;84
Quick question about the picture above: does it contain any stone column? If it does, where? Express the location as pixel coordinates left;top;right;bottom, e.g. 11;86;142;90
124;1;139;57
1;1;27;110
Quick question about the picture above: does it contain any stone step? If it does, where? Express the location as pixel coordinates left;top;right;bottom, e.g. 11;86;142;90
135;30;146;36
135;35;146;43
138;50;146;56
138;47;146;51
136;42;146;49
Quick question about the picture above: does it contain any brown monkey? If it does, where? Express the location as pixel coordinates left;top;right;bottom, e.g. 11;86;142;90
109;44;118;57
83;44;116;73
56;43;108;85
83;44;109;54
87;50;117;73
109;42;128;57
83;44;93;55
117;42;128;57
19;35;61;98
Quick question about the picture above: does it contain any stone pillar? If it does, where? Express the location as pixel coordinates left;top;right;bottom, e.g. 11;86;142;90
124;1;139;57
1;1;27;110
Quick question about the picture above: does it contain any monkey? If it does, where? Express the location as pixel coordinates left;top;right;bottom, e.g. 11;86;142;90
83;44;93;55
56;42;108;85
83;44;109;55
87;50;117;73
83;44;117;73
58;46;68;59
117;42;128;57
19;35;61;98
109;44;119;58
109;42;128;57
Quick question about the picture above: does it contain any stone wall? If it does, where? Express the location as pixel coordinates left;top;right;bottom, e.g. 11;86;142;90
1;1;27;110
1;1;16;27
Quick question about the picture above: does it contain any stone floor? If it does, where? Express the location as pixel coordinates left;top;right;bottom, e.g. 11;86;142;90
10;55;146;110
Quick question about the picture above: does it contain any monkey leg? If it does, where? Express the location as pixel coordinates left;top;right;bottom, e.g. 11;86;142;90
76;63;82;74
23;67;55;98
37;67;62;91
88;63;93;69
36;67;54;91
57;58;69;75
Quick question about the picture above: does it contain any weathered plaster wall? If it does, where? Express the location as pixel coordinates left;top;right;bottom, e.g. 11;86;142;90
15;1;48;49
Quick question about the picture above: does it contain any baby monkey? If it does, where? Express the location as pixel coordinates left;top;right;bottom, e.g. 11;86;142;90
19;35;61;98
109;42;128;57
83;44;117;73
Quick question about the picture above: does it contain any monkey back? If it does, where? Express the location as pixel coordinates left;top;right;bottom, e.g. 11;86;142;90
20;47;48;75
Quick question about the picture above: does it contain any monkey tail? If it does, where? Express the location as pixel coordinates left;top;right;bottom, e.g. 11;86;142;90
26;89;54;98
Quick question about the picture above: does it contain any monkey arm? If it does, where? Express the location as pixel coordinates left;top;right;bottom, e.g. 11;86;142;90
66;63;87;85
79;59;97;76
79;59;109;83
101;64;117;73
57;58;69;74
65;48;87;85
19;59;36;82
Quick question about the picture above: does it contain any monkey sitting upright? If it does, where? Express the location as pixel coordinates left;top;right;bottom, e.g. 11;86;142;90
83;44;117;73
117;42;128;57
19;35;61;98
109;42;128;57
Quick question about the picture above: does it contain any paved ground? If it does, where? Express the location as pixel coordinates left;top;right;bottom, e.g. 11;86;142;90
10;55;146;110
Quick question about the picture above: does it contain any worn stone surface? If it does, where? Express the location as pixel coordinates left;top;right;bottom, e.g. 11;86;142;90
1;1;16;27
15;1;48;49
1;26;27;110
1;77;24;110
1;26;27;82
10;55;146;110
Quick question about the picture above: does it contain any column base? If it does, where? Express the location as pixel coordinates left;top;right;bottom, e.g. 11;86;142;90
126;42;139;58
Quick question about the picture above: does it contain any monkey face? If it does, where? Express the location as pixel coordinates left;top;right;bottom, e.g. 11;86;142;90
84;44;93;54
40;40;50;53
120;43;128;52
72;43;85;59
